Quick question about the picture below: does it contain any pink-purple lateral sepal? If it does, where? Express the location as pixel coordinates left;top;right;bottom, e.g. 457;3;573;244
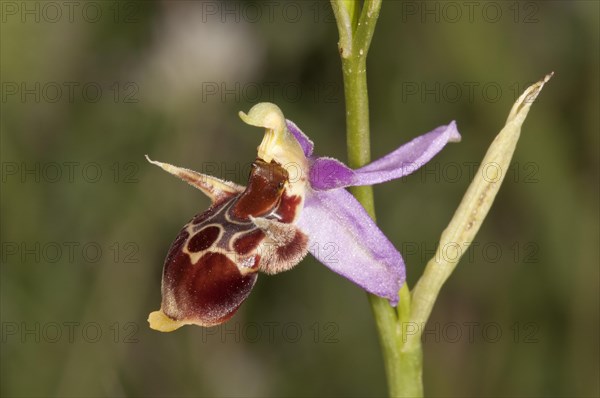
297;188;405;305
309;121;461;190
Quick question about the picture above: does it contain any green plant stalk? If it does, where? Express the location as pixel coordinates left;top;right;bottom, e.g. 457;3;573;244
343;54;424;397
332;0;424;396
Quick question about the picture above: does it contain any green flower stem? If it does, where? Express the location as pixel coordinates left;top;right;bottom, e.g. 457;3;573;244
405;73;553;353
332;1;422;396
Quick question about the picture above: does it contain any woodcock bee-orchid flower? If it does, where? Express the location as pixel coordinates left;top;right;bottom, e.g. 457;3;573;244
147;103;460;332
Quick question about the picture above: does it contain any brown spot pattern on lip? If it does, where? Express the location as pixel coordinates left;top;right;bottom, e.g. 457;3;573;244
188;226;220;252
234;229;265;256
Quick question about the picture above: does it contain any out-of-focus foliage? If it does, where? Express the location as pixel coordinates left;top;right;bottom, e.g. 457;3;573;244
1;1;598;397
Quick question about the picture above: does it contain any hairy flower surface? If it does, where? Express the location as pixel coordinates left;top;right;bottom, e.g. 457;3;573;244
147;103;460;331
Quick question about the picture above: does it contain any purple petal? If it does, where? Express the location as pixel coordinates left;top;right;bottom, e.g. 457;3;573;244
308;121;460;190
286;120;314;157
309;157;354;190
354;121;460;185
296;189;405;305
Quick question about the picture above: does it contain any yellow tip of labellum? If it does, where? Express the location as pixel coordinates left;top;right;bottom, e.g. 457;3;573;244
148;309;188;332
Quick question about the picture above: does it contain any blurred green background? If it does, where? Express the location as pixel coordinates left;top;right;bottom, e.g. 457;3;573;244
1;1;598;397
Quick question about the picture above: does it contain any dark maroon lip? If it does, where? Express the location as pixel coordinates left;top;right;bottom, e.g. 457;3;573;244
157;154;302;327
